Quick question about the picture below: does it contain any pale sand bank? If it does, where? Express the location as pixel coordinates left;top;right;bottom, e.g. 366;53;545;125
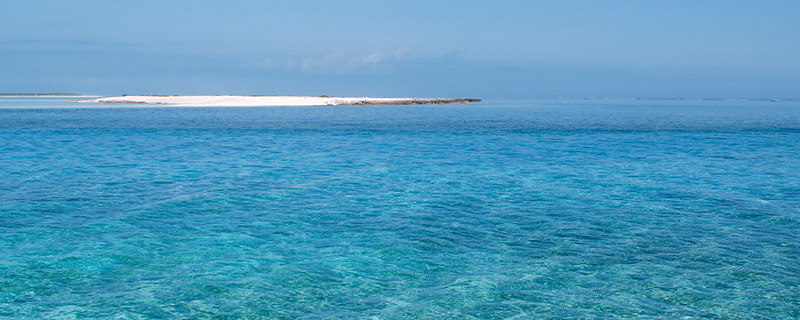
80;95;481;107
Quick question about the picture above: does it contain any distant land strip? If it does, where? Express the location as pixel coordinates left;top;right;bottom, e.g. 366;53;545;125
343;98;482;105
1;93;81;96
79;95;481;107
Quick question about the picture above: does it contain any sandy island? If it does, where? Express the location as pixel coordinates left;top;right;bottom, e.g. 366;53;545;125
79;95;481;107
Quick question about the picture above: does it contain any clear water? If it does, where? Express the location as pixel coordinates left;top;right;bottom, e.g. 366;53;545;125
1;97;798;319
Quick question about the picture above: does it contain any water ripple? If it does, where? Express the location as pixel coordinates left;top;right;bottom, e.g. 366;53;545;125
1;99;799;318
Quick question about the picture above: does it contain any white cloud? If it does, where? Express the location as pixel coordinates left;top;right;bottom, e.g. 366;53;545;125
252;47;415;74
393;47;413;59
253;57;276;68
362;52;385;64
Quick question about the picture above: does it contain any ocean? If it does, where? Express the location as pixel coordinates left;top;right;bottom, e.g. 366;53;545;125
1;97;798;318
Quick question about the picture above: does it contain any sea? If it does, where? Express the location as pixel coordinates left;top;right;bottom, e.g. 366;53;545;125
1;97;798;319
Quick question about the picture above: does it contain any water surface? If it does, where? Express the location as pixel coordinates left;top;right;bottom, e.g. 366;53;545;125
1;98;798;318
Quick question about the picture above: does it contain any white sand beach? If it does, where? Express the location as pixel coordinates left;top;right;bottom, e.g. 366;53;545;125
79;95;480;107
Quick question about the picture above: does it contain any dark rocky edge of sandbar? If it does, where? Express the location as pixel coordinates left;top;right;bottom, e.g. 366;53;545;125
341;98;481;105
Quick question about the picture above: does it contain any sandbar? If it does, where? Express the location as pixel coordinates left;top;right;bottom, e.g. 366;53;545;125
79;95;481;107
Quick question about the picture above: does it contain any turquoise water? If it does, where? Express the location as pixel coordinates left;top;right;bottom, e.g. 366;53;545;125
1;98;799;319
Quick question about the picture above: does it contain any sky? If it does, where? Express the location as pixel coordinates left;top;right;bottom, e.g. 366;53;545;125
1;0;799;98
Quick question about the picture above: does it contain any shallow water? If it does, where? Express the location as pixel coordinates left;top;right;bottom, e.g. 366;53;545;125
1;98;799;318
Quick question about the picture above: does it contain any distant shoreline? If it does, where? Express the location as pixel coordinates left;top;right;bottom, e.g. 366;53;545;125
1;93;82;97
78;95;481;107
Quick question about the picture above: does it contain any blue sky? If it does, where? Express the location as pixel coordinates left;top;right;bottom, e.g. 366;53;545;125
2;0;799;98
